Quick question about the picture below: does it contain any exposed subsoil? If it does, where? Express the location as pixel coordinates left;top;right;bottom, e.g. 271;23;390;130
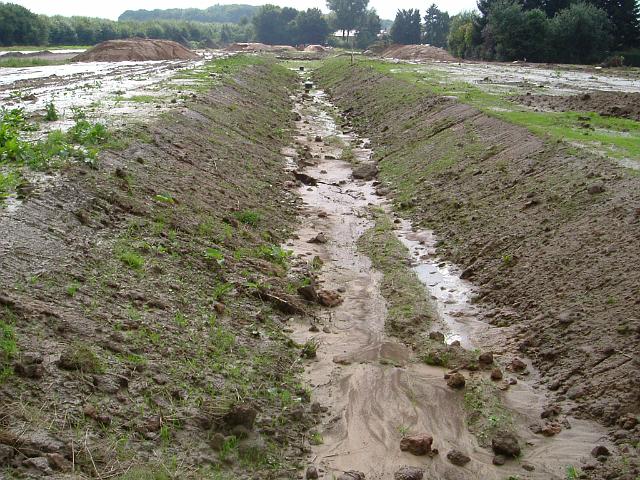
314;61;640;479
72;39;199;63
0;61;319;479
378;44;457;63
285;70;609;479
515;91;640;122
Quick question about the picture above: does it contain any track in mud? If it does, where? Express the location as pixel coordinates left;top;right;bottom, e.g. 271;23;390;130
285;69;607;480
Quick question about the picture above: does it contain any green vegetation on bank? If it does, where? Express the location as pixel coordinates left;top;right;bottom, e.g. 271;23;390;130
0;57;68;68
329;58;640;163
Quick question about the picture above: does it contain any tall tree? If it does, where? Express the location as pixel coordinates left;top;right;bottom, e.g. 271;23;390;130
423;4;451;47
390;9;422;44
252;5;289;45
588;0;640;48
326;0;369;39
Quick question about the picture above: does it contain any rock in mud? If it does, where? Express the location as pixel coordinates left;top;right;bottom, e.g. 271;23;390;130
352;164;378;180
394;466;424;480
479;352;494;366
429;331;445;343
490;368;503;381
400;434;433;456
298;284;319;302
308;232;328;244
46;453;71;472
338;471;366;480
223;404;257;429
510;358;527;372
317;290;343;308
13;352;45;379
23;456;52;475
447;449;471;466
491;431;521;457
446;372;466;389
492;455;507;466
588;183;605;194
306;465;319;479
294;171;318;186
210;433;225;451
591;445;610;457
0;444;14;464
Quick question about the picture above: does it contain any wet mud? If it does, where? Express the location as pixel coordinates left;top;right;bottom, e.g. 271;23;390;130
286;70;608;480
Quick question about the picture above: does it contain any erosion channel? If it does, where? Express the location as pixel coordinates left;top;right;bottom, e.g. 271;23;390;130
286;67;606;480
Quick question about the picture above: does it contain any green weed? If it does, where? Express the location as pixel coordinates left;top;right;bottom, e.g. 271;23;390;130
301;338;319;359
0;311;17;381
119;250;145;270
235;210;262;226
44;102;59;121
310;432;324;445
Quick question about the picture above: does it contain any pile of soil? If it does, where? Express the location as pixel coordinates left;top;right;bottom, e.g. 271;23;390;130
316;63;640;479
72;39;199;63
516;91;640;122
304;45;327;53
380;44;457;62
225;42;296;53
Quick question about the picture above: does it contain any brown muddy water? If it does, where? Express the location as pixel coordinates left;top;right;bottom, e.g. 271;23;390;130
285;69;609;479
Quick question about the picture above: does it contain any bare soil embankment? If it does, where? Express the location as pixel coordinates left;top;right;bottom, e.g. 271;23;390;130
379;44;457;62
515;91;640;122
315;60;640;478
72;39;199;62
0;60;315;478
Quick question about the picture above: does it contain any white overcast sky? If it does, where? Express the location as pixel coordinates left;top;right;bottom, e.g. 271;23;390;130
10;1;478;21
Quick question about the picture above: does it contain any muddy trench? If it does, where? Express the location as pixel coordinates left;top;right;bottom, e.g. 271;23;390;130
285;69;608;480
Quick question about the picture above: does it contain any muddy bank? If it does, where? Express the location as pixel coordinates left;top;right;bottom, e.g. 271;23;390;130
378;44;457;62
0;59;313;478
315;59;640;478
515;91;640;121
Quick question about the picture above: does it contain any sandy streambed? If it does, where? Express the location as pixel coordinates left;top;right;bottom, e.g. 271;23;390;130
285;70;607;479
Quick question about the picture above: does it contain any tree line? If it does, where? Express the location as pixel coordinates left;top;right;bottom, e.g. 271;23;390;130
119;5;259;24
390;0;639;64
0;2;253;47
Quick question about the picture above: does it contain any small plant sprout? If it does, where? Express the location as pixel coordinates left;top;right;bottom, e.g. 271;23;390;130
301;338;319;359
45;102;59;122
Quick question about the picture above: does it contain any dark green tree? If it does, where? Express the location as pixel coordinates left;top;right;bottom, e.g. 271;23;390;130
423;4;451;47
549;1;612;63
589;0;640;48
487;0;549;61
390;9;422;44
252;5;289;44
356;9;382;48
448;11;479;58
0;2;49;46
293;8;330;45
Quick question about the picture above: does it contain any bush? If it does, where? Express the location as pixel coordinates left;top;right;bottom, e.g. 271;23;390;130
448;11;479;58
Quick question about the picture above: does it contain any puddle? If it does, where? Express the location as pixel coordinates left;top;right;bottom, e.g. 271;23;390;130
285;68;608;479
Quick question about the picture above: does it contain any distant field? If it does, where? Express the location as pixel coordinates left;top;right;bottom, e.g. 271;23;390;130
0;45;91;51
0;58;70;68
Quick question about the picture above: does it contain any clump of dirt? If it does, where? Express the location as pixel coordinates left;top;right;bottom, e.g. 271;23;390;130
315;60;640;478
72;39;199;62
380;44;457;62
515;91;640;121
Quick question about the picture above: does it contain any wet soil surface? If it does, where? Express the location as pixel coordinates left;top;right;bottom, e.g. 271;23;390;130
286;71;608;480
515;91;640;121
0;62;318;479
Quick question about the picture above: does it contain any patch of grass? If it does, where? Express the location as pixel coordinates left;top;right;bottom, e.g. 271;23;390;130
126;95;156;104
0;58;69;68
118;250;145;270
115;468;171;480
0;310;18;382
566;465;580;480
44;102;59;121
235;210;262;227
301;338;319;359
66;281;81;297
59;343;104;374
310;432;324;445
357;209;435;337
463;378;514;446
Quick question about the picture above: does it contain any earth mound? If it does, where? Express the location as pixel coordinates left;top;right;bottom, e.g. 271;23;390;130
304;45;328;53
225;43;297;53
72;39;199;63
380;44;457;62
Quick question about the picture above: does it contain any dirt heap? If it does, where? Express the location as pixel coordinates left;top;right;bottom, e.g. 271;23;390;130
380;44;457;62
225;42;297;53
304;45;327;53
516;91;640;122
72;39;199;62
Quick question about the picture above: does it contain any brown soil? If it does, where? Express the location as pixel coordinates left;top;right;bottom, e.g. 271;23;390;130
0;62;314;478
72;39;199;63
515;91;640;121
304;45;327;53
225;43;297;53
380;44;457;62
316;63;640;479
